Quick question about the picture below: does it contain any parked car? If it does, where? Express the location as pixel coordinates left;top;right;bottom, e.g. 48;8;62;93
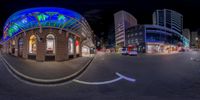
121;48;128;55
128;50;138;56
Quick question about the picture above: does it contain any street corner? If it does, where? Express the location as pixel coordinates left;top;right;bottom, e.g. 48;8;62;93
0;54;94;86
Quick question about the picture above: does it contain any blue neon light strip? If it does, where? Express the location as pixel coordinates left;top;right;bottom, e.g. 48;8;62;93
3;7;83;41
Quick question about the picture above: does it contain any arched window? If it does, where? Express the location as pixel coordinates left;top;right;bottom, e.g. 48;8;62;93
46;34;55;54
75;40;80;54
11;40;15;54
68;38;74;55
29;35;37;54
12;40;15;46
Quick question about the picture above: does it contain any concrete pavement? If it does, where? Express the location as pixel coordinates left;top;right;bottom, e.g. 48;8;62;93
0;51;200;100
0;54;93;84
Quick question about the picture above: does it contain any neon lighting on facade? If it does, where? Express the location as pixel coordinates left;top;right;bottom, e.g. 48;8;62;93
3;7;83;41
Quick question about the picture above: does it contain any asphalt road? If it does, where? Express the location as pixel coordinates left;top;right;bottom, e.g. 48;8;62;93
0;51;200;100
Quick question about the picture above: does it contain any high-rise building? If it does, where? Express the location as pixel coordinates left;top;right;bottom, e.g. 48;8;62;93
153;9;183;34
125;25;190;53
183;29;190;41
114;10;137;47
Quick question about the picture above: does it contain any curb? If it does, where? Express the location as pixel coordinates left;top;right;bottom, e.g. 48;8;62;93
0;54;95;85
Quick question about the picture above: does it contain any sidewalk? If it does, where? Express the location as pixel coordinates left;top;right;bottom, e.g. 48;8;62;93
1;54;93;80
144;52;180;56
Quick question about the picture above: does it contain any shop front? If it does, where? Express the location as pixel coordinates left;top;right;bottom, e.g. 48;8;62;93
146;42;178;54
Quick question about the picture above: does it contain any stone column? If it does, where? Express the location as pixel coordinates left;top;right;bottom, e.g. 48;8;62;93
7;42;10;54
77;37;81;57
23;33;28;59
73;36;77;58
55;30;67;61
36;32;45;61
79;41;82;57
8;41;11;54
65;32;69;60
5;42;8;54
14;37;18;56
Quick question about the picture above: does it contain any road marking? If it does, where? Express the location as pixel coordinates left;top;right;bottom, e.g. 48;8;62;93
115;72;136;82
73;72;136;85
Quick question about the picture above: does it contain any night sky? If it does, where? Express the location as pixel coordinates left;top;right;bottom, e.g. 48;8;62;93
0;0;200;39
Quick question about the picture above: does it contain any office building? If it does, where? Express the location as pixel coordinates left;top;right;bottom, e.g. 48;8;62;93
125;25;189;53
114;10;137;47
153;9;183;34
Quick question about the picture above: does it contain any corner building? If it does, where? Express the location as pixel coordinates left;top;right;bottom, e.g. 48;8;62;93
1;7;95;61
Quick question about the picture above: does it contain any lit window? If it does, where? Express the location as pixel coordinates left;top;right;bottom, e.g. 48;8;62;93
46;34;55;54
76;40;80;54
29;35;37;54
12;40;15;46
68;38;74;55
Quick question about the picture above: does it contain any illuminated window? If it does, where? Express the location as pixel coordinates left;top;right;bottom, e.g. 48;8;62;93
29;35;37;54
46;34;55;54
68;38;74;55
82;45;90;56
75;40;79;54
12;40;15;46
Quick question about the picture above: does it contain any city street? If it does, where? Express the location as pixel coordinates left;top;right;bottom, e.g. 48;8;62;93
0;51;200;100
1;0;200;100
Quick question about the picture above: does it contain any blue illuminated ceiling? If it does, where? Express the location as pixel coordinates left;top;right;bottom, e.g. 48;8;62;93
3;7;87;41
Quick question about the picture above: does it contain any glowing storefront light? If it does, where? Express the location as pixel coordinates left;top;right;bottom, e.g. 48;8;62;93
12;40;15;45
29;35;37;54
76;40;79;54
68;38;74;55
3;7;82;41
46;34;55;54
82;45;90;56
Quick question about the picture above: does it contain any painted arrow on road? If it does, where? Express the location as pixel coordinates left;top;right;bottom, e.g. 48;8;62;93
73;72;136;85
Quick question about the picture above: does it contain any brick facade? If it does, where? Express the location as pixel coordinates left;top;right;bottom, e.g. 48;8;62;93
3;28;82;62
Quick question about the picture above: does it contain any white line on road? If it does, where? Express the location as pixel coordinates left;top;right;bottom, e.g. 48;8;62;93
73;72;136;85
116;72;136;82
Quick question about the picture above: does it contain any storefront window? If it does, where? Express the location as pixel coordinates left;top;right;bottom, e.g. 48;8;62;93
29;35;37;54
76;40;79;54
68;38;74;55
82;45;90;56
46;34;55;54
12;40;15;46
